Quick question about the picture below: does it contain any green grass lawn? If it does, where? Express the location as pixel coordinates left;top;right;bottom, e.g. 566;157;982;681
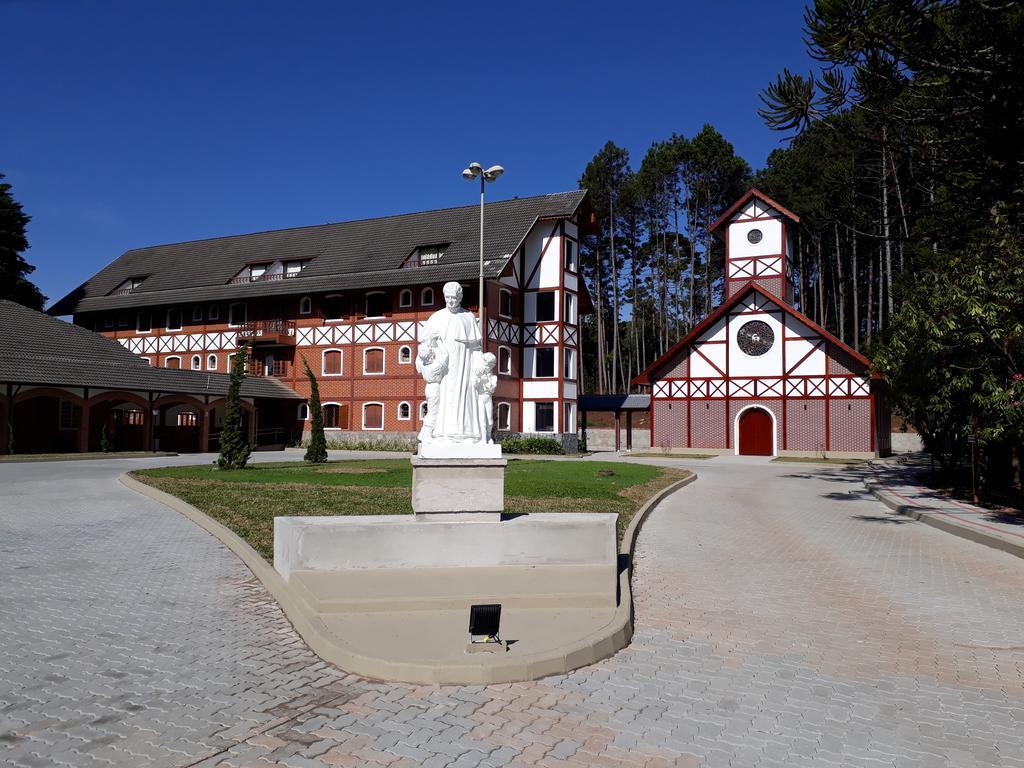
132;459;690;560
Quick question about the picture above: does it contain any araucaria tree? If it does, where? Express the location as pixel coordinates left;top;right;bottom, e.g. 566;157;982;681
303;358;328;463
0;172;47;310
217;343;252;469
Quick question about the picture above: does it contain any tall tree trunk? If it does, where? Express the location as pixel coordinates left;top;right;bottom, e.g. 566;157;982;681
866;246;874;347
834;222;846;343
850;226;859;351
881;132;895;319
594;243;607;394
816;237;825;327
796;229;805;313
609;195;621;393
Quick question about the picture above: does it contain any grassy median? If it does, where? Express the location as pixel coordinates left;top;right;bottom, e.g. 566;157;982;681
132;459;691;560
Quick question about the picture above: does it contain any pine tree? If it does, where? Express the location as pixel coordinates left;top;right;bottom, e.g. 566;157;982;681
0;173;46;310
302;358;328;463
217;343;252;469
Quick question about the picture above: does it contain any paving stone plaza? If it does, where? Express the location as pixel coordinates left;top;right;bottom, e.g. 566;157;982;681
2;454;1022;767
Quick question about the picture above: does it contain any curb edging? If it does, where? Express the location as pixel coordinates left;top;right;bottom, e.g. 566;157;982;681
119;470;697;685
864;475;1024;561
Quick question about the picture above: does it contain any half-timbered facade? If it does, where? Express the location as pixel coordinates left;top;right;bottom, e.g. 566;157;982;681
634;189;889;458
50;192;593;450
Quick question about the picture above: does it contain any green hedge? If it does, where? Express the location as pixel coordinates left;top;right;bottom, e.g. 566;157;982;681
499;437;565;455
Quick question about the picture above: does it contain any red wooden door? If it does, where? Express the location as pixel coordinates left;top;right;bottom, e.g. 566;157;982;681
739;408;773;455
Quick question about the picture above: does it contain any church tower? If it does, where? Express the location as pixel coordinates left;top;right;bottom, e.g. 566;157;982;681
711;189;800;304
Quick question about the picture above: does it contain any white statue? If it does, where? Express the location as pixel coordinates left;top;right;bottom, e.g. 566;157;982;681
474;352;497;444
417;282;483;446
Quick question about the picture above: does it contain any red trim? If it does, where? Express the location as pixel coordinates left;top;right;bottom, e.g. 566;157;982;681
710;188;801;234
523;221;561;290
824;352;831;451
785;339;825;376
692;346;727;378
870;392;876;453
781;312;787;450
632;281;872;385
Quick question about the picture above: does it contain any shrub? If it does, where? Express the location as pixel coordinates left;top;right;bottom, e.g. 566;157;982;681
500;437;564;455
302;358;328;463
322;438;417;452
217;342;252;470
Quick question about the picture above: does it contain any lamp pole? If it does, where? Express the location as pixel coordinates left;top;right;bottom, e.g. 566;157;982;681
462;163;504;328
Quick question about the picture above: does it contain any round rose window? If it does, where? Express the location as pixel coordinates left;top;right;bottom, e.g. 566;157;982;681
747;228;763;244
737;320;774;356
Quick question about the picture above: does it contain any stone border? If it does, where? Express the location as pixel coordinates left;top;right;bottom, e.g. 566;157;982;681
864;470;1024;561
120;470;696;684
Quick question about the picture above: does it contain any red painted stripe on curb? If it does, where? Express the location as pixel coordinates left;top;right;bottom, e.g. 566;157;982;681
875;478;1024;541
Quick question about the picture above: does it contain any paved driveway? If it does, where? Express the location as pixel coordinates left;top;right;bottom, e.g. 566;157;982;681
1;453;1022;767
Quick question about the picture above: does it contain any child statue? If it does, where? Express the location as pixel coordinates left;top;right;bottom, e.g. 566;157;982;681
473;352;497;444
415;330;449;445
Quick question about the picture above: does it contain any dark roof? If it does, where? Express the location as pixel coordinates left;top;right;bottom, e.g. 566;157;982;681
578;394;651;411
631;281;873;386
0;300;300;400
709;188;801;234
50;191;589;315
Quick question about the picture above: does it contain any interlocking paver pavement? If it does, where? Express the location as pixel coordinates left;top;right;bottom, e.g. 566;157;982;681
2;453;1023;767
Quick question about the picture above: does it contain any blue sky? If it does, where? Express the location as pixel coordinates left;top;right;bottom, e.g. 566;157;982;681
2;1;814;309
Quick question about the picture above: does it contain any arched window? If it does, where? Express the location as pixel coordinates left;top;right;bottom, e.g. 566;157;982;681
191;354;202;370
137;311;152;333
362;402;384;430
498;346;512;375
497;402;512;431
140;357;151;365
322;349;343;376
398;401;411;420
323;294;346;321
299;296;312;315
398;345;412;364
398;289;412;308
192;306;203;322
365;291;389;318
421;287;434;306
322;403;349;429
165;356;181;369
207;354;217;370
166;308;182;331
420;401;428;419
228;302;247;327
363;347;385;375
298;403;310;421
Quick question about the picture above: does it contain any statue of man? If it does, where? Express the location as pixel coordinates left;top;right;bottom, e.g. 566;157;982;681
418;282;482;444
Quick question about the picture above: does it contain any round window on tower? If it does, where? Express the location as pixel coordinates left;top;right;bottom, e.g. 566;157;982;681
737;320;774;356
747;228;763;244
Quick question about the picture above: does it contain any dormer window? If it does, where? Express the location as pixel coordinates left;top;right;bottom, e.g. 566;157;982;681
112;276;147;295
230;264;271;284
284;260;307;277
403;244;448;268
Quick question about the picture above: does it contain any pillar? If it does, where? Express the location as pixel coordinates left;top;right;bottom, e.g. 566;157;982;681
626;411;633;452
614;410;621;451
77;401;92;453
0;387;10;456
247;403;257;445
200;408;211;453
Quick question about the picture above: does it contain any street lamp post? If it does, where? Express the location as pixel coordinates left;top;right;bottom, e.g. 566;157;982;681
462;162;504;327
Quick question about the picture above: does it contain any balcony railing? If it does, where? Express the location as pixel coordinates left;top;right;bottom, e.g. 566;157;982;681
245;359;289;378
234;320;296;345
227;271;304;284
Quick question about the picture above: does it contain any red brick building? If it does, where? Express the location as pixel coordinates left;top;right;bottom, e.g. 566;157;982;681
633;189;890;458
51;192;593;450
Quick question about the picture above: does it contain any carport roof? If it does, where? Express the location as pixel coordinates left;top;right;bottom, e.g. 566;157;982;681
0;300;300;400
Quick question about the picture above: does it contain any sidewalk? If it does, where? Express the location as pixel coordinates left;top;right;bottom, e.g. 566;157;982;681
865;454;1024;560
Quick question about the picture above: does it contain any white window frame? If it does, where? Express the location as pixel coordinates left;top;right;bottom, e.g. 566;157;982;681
498;345;512;376
421;287;435;306
419;401;428;419
363;346;385;376
398;345;412;365
535;401;555;433
564;292;577;325
192;306;203;322
564;347;577;381
136;311;152;334
398;289;412;308
564;239;578;272
323;293;346;323
228;302;247;328
165;355;182;369
285;260;304;277
365;291;387;319
207;354;217;371
140;356;151;365
362;401;385;431
208;304;220;321
299;296;312;315
322;401;344;430
534;347;556;378
58;400;80;431
190;354;202;371
497;402;511;431
536;291;557;323
499;288;512;319
322;348;344;376
298;403;310;421
397;401;412;421
166;308;183;331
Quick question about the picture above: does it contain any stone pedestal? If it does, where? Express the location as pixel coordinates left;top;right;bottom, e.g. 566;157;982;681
411;456;507;517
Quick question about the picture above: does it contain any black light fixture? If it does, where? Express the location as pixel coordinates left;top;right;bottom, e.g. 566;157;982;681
468;604;502;646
